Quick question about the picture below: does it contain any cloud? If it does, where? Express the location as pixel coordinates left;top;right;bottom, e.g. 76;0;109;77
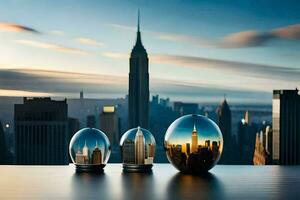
76;37;104;47
272;24;300;40
101;52;128;59
0;22;40;34
107;23;136;32
50;30;64;36
102;51;300;84
155;32;214;48
0;89;53;97
108;22;300;48
16;39;88;55
151;54;300;82
220;24;300;48
108;23;215;47
220;31;274;48
0;68;272;103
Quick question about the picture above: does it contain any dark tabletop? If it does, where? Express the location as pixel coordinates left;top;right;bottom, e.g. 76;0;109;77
0;164;299;200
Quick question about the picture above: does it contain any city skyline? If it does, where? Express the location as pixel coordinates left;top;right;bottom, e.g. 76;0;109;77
165;117;223;148
0;1;299;103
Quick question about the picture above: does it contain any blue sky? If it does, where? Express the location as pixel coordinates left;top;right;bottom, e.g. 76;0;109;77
0;0;299;103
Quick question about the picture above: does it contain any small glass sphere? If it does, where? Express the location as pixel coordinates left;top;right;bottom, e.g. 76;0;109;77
120;127;156;172
164;114;223;173
69;128;111;172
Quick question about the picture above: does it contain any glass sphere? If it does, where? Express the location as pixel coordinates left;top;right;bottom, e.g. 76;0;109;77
69;128;111;172
164;114;223;173
120;127;156;172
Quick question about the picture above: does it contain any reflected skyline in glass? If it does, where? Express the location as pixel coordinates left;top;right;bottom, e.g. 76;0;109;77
165;114;223;173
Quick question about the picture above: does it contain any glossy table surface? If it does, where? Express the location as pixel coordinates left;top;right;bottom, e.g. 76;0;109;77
0;164;300;200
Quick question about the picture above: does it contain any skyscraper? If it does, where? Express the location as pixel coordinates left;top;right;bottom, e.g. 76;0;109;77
82;141;89;158
217;98;232;163
191;124;198;153
99;106;119;146
14;97;68;165
128;11;149;129
135;127;145;164
272;89;300;165
122;139;135;164
92;141;102;164
217;98;231;148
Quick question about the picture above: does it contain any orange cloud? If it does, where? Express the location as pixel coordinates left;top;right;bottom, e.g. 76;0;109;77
272;24;300;39
0;22;40;33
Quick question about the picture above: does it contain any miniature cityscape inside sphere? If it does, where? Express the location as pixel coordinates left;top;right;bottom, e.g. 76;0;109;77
120;127;156;172
69;128;111;172
164;114;223;173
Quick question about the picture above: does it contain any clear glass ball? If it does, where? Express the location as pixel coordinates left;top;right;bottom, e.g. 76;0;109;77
120;127;156;172
69;128;111;172
164;114;223;173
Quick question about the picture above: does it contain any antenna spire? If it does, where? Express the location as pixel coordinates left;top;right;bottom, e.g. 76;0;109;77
138;9;140;32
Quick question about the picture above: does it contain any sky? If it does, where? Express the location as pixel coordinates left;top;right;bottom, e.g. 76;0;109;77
165;115;222;147
0;0;299;103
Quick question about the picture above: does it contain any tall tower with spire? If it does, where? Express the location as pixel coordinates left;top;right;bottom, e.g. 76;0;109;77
191;124;198;153
128;10;149;129
135;127;145;164
217;97;232;163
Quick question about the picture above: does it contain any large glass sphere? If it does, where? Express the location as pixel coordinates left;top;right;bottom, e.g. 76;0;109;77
120;126;156;172
69;128;111;172
164;114;223;173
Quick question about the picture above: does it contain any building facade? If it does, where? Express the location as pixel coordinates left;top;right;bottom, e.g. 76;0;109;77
99;106;119;146
14;97;68;165
272;89;300;165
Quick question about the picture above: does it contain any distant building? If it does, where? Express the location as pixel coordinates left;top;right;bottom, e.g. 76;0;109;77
160;97;170;108
99;106;119;146
14;97;68;165
68;117;80;140
80;90;84;99
128;11;149;129
67;94;127;130
86;115;96;128
272;89;300;165
152;95;159;106
237;113;257;164
173;102;199;115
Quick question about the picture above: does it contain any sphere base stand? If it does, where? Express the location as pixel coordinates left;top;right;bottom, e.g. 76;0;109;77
75;164;105;173
123;164;153;173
